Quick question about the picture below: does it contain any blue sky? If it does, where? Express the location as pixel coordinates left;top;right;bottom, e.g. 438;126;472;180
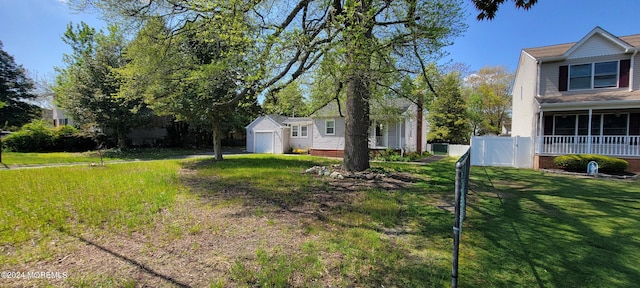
1;0;640;79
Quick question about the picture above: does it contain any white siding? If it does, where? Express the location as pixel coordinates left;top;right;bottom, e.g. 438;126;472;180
567;34;626;59
288;125;313;150
539;61;561;97
52;106;74;127
400;106;428;152
312;117;345;150
633;52;640;91
511;52;539;137
386;122;403;149
246;116;287;153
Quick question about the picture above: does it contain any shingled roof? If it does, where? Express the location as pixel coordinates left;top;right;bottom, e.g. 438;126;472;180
536;90;640;105
523;31;640;59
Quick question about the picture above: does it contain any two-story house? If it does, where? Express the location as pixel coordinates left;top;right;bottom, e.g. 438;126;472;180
512;27;640;171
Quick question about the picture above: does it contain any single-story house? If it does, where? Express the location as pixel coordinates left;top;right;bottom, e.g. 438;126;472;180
246;98;428;157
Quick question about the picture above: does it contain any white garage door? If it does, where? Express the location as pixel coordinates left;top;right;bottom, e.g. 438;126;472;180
255;132;274;153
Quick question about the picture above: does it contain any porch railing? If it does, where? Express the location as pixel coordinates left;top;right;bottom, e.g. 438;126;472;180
540;135;640;156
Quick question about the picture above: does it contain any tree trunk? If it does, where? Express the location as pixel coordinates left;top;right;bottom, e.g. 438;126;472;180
343;72;371;172
342;0;373;172
416;98;423;154
117;128;127;148
212;119;224;161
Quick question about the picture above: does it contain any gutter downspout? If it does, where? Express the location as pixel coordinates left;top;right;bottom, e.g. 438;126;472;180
629;49;638;91
536;60;541;97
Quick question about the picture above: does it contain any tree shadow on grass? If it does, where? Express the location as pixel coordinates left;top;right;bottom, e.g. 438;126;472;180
60;230;192;288
177;156;456;286
467;166;640;288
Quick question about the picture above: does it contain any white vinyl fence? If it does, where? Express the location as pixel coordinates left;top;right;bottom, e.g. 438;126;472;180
449;144;471;157
470;136;533;168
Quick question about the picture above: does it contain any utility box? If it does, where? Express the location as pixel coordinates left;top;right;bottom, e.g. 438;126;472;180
432;143;449;155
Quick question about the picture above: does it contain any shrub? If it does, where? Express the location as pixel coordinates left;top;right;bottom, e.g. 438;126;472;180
554;154;628;174
52;126;96;152
371;149;432;162
2;120;54;152
2;120;96;152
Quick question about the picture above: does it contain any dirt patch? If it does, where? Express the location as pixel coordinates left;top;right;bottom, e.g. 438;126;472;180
2;166;420;287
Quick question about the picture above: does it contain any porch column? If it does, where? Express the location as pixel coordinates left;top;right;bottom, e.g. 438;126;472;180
587;108;593;154
537;110;543;154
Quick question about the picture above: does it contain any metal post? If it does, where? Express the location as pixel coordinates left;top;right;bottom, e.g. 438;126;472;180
452;192;461;288
452;159;463;288
452;150;470;288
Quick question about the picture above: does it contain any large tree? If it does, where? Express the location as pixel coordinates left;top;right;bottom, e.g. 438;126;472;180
0;41;39;129
54;22;153;147
427;71;471;144
68;0;466;171
68;0;537;170
465;65;513;135
262;81;310;117
118;17;252;160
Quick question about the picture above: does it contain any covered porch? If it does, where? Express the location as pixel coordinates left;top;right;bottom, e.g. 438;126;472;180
537;108;640;157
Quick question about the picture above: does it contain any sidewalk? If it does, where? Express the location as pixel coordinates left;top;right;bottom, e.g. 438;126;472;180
0;150;247;170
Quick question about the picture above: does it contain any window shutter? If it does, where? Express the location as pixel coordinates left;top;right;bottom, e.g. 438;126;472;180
558;65;568;91
619;59;630;88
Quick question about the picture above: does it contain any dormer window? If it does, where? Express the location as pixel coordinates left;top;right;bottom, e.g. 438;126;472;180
560;60;629;91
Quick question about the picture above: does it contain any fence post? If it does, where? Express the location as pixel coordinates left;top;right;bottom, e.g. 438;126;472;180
452;149;470;288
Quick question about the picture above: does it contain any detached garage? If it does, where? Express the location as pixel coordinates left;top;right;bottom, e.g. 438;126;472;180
245;115;290;154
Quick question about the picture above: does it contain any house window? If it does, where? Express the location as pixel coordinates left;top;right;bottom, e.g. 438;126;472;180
554;115;576;135
550;113;628;136
594;61;618;88
577;115;600;136
602;114;628;135
569;64;592;90
325;119;335;135
568;61;618;90
290;124;308;138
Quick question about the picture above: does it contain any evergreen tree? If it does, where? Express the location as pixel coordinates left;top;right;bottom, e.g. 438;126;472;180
427;73;471;144
0;41;39;129
54;22;153;147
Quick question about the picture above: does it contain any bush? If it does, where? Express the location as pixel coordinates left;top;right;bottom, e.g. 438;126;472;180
2;120;54;152
52;126;96;152
554;154;628;174
371;149;432;162
2;120;96;152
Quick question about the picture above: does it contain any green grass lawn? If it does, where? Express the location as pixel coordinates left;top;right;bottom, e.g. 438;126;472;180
0;154;638;287
0;161;182;246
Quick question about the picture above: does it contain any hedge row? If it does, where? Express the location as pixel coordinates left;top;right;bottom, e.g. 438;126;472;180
1;120;96;152
554;154;628;174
